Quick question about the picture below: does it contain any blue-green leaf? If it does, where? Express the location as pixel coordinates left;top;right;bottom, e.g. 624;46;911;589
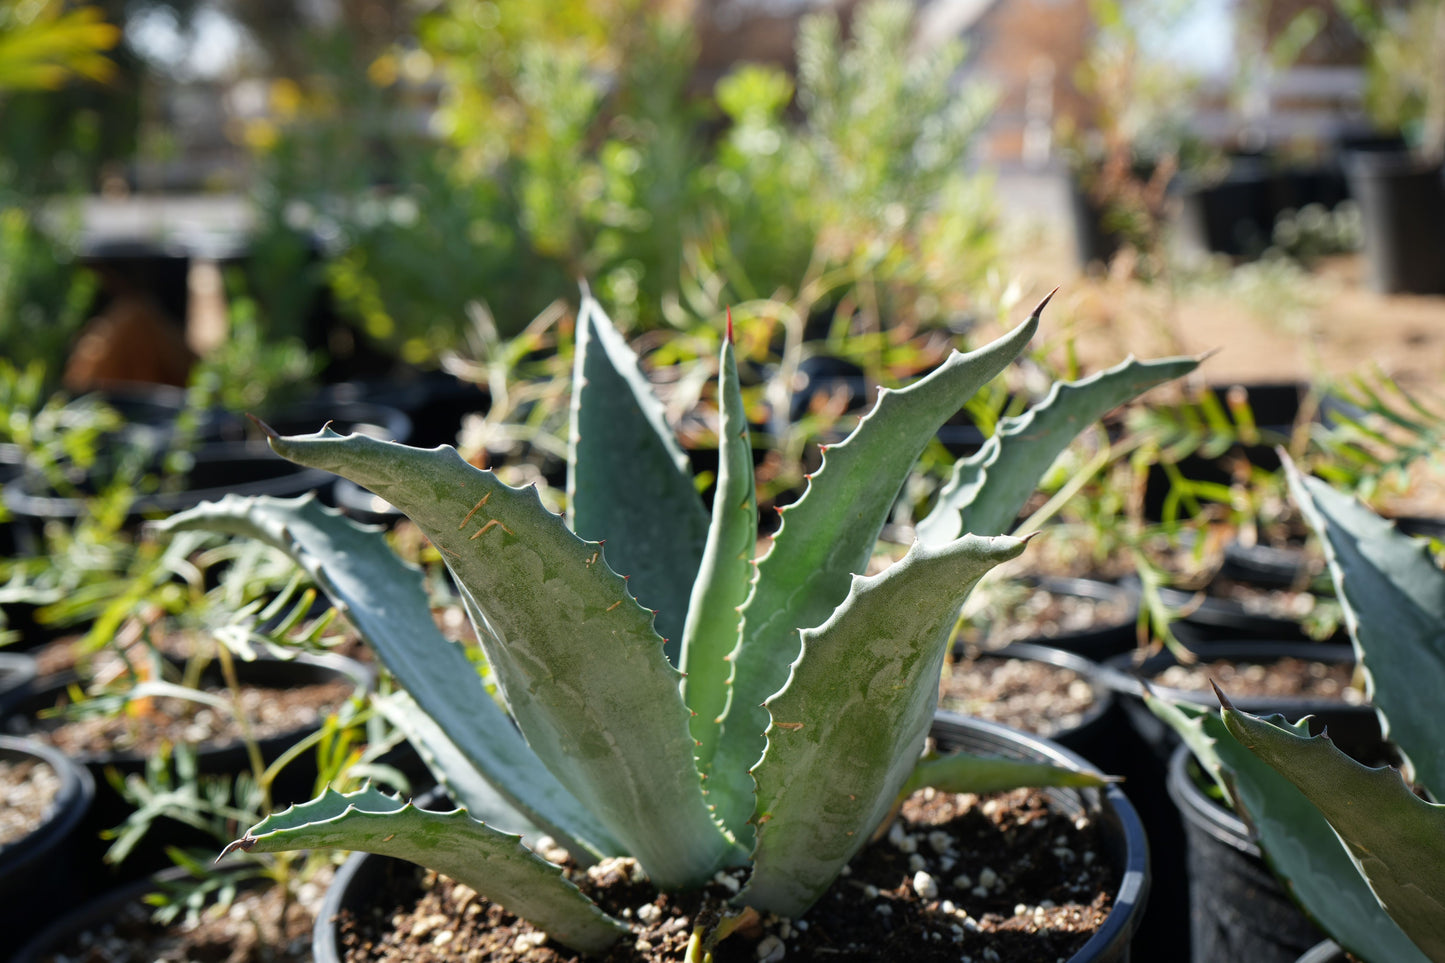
713;303;1042;841
738;533;1026;917
225;786;626;954
157;494;620;863
568;295;709;656
918;353;1201;544
1286;460;1445;801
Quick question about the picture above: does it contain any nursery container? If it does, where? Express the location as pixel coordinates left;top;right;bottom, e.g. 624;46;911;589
2;651;373;892
1342;148;1445;295
311;715;1150;963
1167;743;1327;963
0;734;96;949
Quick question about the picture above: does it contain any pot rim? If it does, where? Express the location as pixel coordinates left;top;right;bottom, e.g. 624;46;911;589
0;733;96;877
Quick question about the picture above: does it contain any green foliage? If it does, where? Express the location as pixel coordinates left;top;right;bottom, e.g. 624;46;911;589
0;205;96;379
0;2;119;93
1340;0;1445;154
263;0;1002;363
163;292;1193;954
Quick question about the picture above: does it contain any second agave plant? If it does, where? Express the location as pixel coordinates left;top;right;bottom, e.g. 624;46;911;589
160;292;1196;958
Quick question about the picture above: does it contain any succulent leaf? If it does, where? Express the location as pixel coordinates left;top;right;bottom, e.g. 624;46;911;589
1221;701;1445;962
240;436;736;889
917;353;1202;544
1147;694;1430;963
679;328;758;784
738;533;1026;918
568;295;709;655
1286;461;1445;800
157;493;621;862
712;304;1042;841
901;748;1117;798
225;786;627;954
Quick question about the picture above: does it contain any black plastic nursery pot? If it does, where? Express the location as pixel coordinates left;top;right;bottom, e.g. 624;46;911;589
1177;160;1277;260
0;651;39;717
312;715;1150;963
1342;148;1445;295
8;861;317;963
942;642;1124;777
2;443;336;555
983;576;1140;662
1100;641;1372;769
0;734;97;950
1218;538;1324;591
1096;640;1370;961
1167;744;1328;963
1140;381;1308;524
1;652;373;893
1158;580;1336;646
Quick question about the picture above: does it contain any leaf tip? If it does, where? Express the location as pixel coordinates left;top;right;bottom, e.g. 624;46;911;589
1210;679;1236;712
246;414;279;440
726;306;734;345
1032;287;1059;319
217;835;257;863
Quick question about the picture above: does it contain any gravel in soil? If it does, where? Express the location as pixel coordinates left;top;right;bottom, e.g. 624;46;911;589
29;679;356;757
30;866;332;963
939;656;1097;739
337;787;1118;963
1151;657;1365;703
0;756;61;849
957;588;1132;650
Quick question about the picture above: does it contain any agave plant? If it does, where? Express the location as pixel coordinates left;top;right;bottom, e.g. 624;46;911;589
160;293;1195;956
1150;457;1445;963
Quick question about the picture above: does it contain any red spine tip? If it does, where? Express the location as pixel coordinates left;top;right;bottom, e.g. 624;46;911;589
726;306;734;345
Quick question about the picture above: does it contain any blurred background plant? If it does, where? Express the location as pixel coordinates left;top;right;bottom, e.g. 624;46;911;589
1339;0;1445;157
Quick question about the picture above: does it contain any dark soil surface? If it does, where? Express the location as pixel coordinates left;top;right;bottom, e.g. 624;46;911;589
29;867;331;963
0;755;60;849
29;678;355;757
335;787;1118;963
1151;657;1365;703
939;656;1097;739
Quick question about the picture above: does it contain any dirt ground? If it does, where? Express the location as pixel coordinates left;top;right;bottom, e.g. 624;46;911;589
1008;234;1445;395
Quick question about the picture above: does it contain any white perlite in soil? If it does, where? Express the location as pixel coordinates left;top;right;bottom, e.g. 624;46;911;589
0;756;61;849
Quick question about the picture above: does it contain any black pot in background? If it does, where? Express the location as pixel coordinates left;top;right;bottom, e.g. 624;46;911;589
1219;539;1323;590
0;734;96;950
1342;148;1445;295
319;371;491;450
1159;582;1335;646
990;576;1139;662
313;715;1151;963
1097;640;1370;961
1100;641;1372;769
942;642;1123;776
1067;174;1126;270
1177;157;1277;260
1140;381;1308;523
1167;743;1328;963
1;652;373;894
2;444;336;556
0;652;38;717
